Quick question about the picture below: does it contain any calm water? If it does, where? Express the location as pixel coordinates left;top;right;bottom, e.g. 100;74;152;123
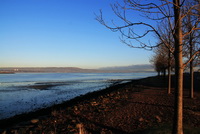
0;72;155;119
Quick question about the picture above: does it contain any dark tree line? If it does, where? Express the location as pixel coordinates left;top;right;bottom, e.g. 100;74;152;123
150;43;174;77
96;0;200;133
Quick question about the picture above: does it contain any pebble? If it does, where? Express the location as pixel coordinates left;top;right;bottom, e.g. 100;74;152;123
139;117;144;122
155;115;162;122
31;119;39;124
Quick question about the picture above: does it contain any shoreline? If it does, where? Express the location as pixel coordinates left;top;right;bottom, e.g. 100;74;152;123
0;71;15;74
0;78;133;121
0;79;139;129
1;75;200;133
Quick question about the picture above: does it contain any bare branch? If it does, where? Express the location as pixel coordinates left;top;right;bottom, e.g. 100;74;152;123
183;49;200;67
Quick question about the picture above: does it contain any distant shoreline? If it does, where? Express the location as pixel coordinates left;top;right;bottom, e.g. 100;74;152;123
0;71;15;74
0;65;155;73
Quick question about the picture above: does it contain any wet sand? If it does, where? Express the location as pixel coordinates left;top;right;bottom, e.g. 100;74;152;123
0;74;200;134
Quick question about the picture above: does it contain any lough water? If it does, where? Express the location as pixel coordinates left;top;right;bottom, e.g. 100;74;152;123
0;72;155;119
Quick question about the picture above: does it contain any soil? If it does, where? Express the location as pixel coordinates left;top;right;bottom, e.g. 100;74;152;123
0;74;200;134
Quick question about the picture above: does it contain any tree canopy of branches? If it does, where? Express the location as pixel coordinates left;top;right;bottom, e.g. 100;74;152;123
96;0;200;133
151;44;171;76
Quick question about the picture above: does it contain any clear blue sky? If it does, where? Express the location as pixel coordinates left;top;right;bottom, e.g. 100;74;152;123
0;0;154;69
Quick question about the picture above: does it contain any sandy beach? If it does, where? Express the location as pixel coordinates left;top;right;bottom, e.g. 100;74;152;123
0;74;200;134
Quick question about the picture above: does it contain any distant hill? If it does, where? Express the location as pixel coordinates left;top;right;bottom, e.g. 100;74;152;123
0;64;154;73
99;64;154;72
0;67;98;73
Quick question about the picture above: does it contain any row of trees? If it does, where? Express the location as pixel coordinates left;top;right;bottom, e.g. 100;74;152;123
150;44;174;77
151;0;200;97
96;0;200;133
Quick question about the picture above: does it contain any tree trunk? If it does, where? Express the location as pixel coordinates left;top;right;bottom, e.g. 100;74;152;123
172;0;183;134
189;30;194;99
158;71;161;76
168;50;172;94
173;60;183;134
190;44;194;98
190;61;194;98
163;69;166;77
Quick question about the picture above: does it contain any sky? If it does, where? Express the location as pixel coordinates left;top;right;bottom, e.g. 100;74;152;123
0;0;155;69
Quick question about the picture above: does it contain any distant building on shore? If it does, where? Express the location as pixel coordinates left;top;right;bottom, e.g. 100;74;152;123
14;69;19;72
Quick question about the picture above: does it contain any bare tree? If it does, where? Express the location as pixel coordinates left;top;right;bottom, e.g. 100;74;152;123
183;0;200;98
151;40;175;94
96;0;200;133
151;44;171;77
156;20;175;94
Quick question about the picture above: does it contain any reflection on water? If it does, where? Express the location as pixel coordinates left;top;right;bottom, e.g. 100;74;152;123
0;72;155;119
